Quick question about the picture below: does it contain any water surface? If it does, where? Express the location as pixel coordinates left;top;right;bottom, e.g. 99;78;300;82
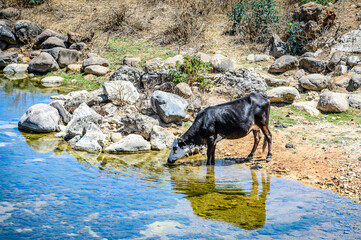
1;77;361;239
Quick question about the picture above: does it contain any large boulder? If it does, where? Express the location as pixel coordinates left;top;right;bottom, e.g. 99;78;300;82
49;101;71;124
41;36;66;49
65;103;102;138
63;89;107;113
103;80;139;105
57;48;81;68
332;26;361;53
150;125;175;150
346;74;361;92
104;134;151;153
210;54;235;72
28;52;59;73
216;68;268;98
14;20;42;44
0;51;18;69
18;104;60;133
299;57;326;73
317;90;349;113
268;55;299;73
292;101;320;116
348;94;361;109
82;57;110;69
264;34;289;58
266;87;300;103
73;123;105;152
109;65;144;89
299;74;329;91
151;90;188;123
42;47;64;61
121;114;159;140
33;29;67;49
3;63;28;73
0;20;17;45
262;75;289;86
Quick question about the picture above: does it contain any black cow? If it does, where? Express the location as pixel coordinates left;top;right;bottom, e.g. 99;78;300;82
167;92;272;165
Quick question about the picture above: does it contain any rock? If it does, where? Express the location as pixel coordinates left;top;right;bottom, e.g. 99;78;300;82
63;89;107;113
327;51;343;71
353;66;361;74
28;52;59;73
74;123;105;152
150;125;175;150
18;104;60;133
347;56;360;67
40;76;64;87
262;75;289;86
87;52;99;58
49;100;71;124
104;134;151;153
302;52;315;58
158;82;175;93
14;20;42;44
111;132;123;143
142;58;165;72
346;74;361;92
216;68;268;98
123;57;140;67
332;27;361;53
41;36;66;49
266;87;300;103
141;71;170;90
334;65;348;76
103;80;139;105
67;32;83;44
299;57;326;73
175;82;192;98
57;48;81;68
66;103;103;138
164;55;184;68
0;51;18;69
33;29;67;49
0;40;7;50
151;90;188;123
285;143;296;149
66;64;82;73
268;55;299;73
121;114;159;140
348;94;361;109
84;65;109;76
196;52;212;63
292;2;336;39
317;90;349;112
0;20;17;45
292;101;320;116
295;69;306;80
109;65;144;89
264;34;290;58
210;54;235;72
82;57;110;69
3;63;28;73
299;74;329;90
0;8;20;20
69;42;86;51
247;54;270;62
42;47;64;61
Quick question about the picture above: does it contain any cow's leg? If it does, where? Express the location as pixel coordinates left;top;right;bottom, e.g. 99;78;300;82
260;125;272;162
246;129;261;161
206;136;216;165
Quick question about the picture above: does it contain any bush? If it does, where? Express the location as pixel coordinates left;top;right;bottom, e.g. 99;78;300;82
228;0;279;43
299;0;334;5
169;55;213;89
287;13;304;55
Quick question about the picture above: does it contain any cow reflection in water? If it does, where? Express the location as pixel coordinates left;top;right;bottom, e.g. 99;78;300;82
171;165;270;230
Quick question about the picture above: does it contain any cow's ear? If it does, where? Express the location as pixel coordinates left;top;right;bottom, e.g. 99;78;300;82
178;138;186;147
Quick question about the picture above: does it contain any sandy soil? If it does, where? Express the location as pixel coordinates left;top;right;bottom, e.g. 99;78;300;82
212;121;361;202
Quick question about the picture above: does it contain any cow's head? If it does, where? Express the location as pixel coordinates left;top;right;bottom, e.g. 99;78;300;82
167;137;191;164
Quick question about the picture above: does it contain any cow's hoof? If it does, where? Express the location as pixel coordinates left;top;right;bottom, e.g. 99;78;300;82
265;156;272;162
246;155;253;161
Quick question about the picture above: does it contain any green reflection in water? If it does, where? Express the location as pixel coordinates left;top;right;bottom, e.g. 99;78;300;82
20;131;270;230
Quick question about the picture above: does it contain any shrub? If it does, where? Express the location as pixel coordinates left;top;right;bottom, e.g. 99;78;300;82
228;0;279;43
169;55;213;89
299;0;334;5
287;13;304;55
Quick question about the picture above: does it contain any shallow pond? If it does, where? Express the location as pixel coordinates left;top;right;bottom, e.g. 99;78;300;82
1;77;361;239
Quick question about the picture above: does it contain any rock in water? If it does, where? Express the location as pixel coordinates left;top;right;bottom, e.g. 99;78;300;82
18;104;60;133
150;125;175;150
104;134;151;153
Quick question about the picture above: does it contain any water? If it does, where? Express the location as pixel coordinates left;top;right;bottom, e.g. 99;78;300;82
1;77;361;239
